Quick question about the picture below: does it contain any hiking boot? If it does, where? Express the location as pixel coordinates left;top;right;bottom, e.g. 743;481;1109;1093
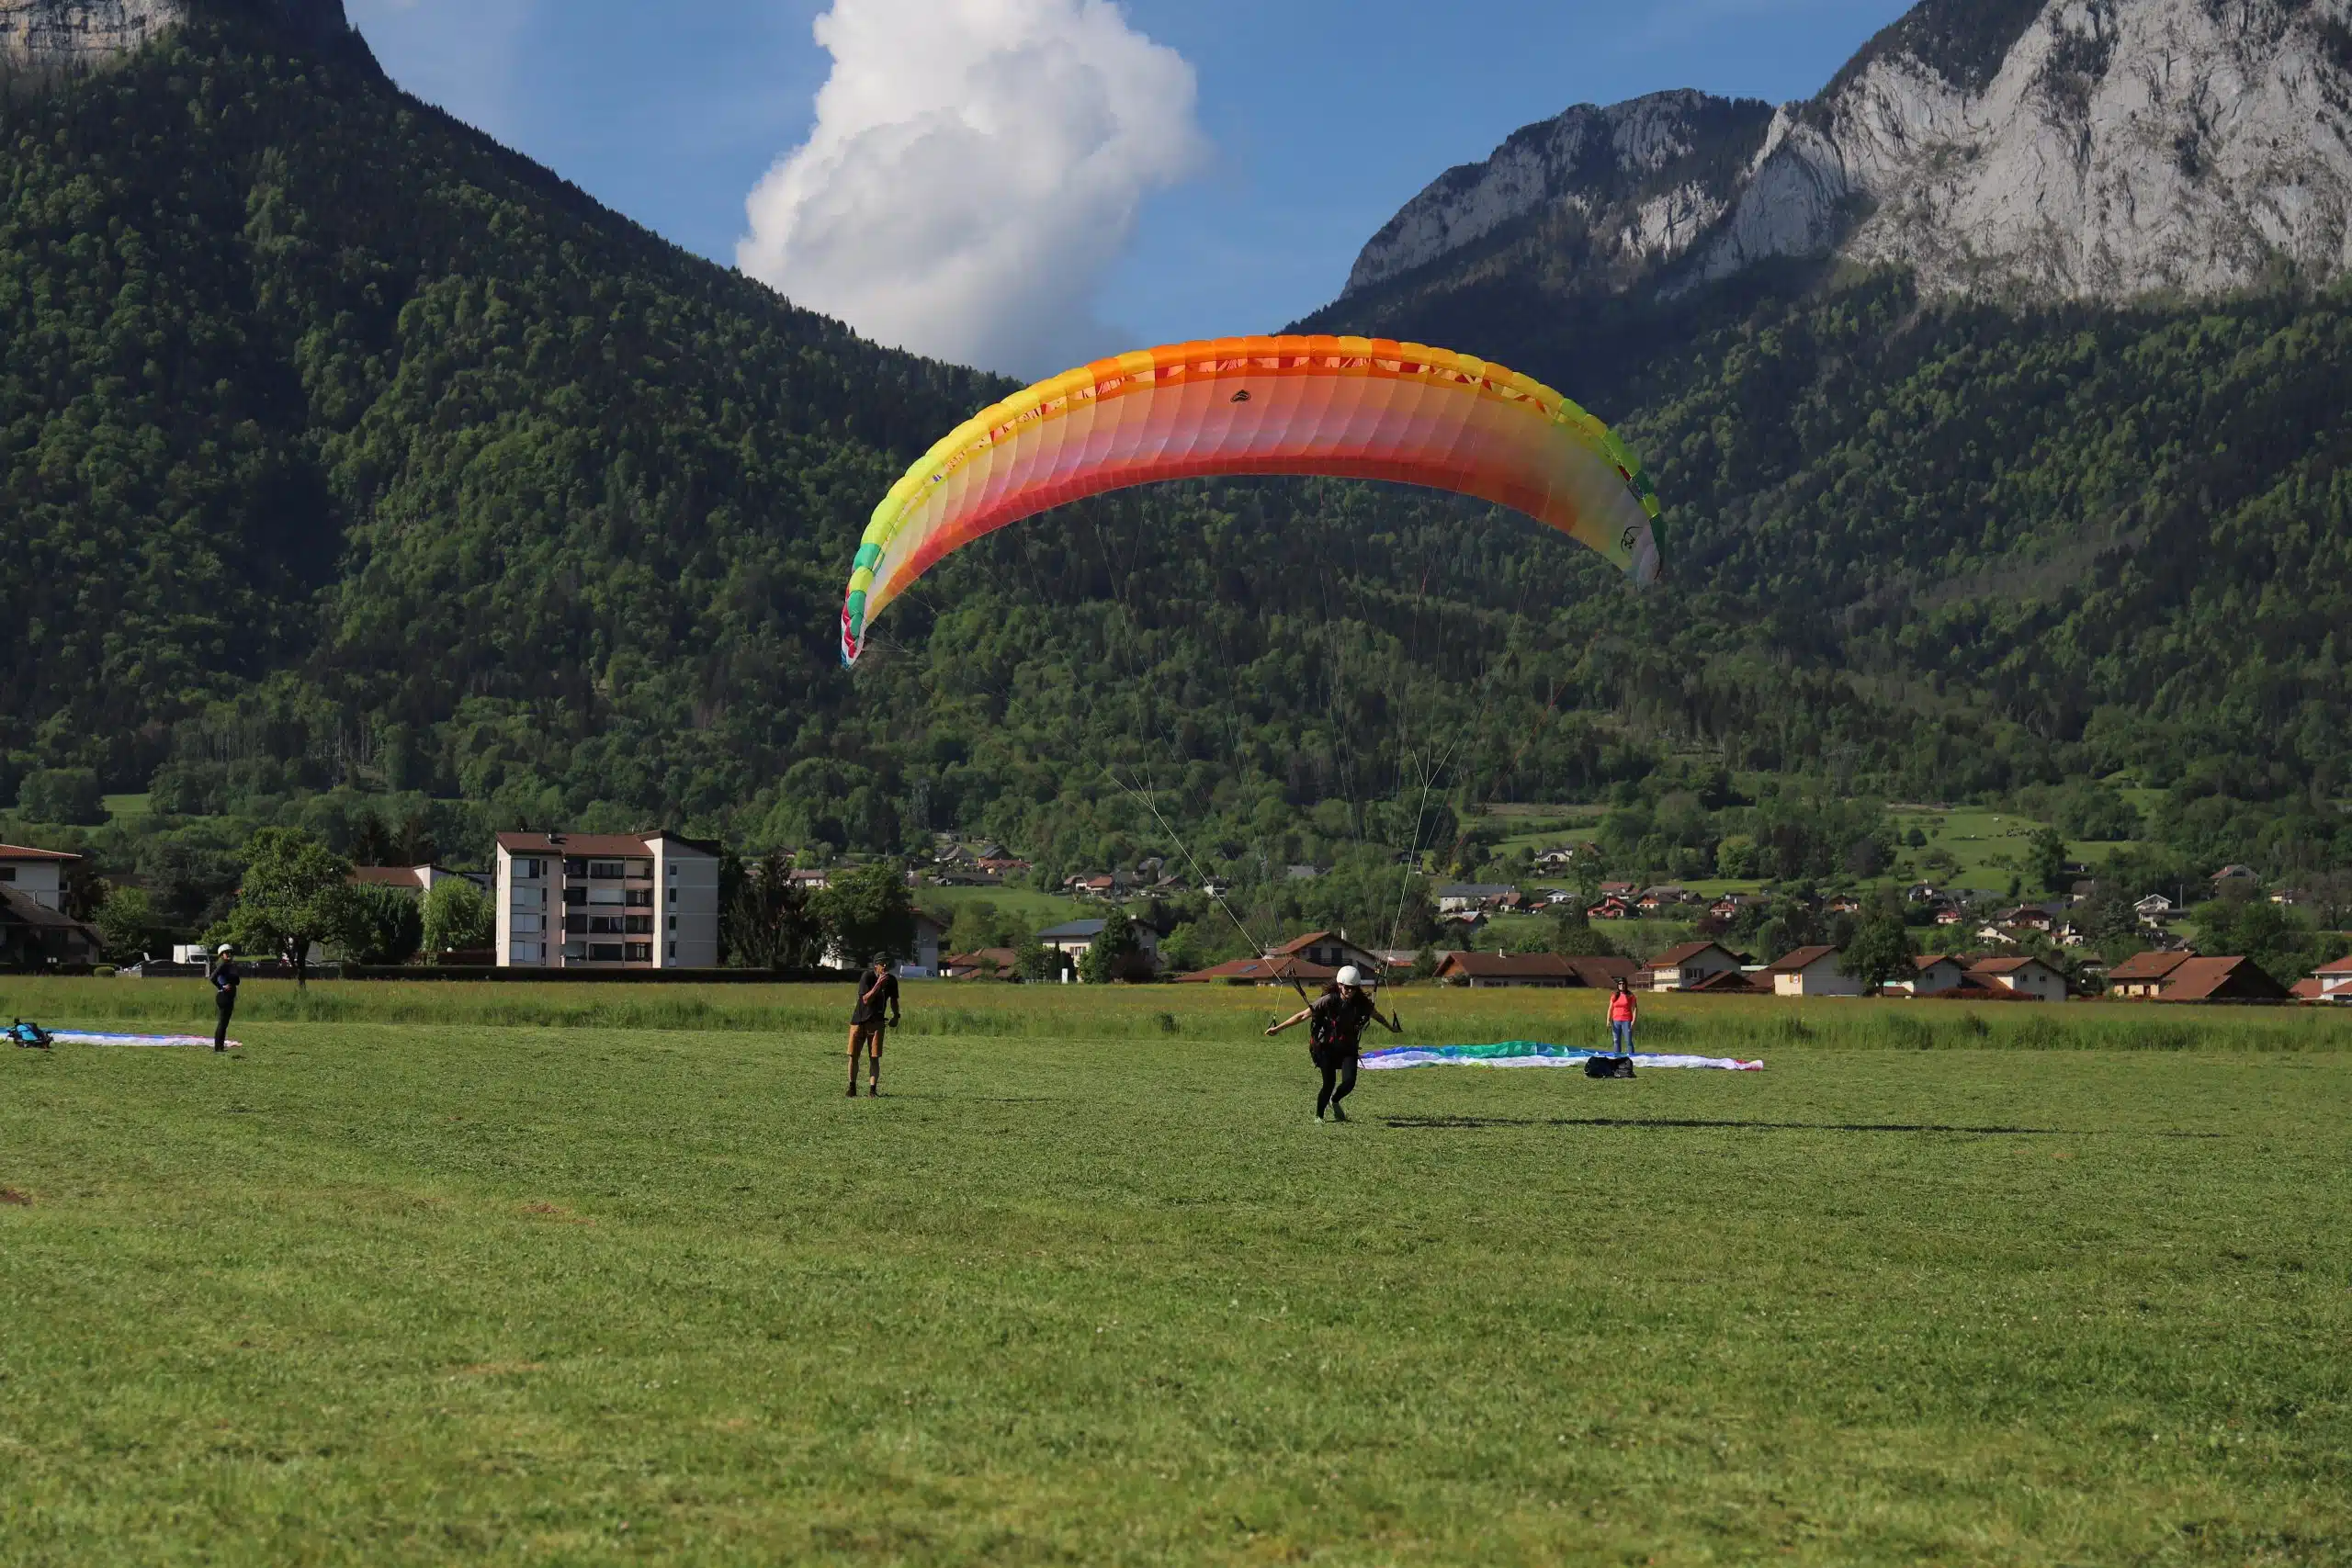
1330;1103;1348;1122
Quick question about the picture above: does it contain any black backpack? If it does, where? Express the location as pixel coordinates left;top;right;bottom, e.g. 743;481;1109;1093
1584;1053;1634;1078
10;1019;53;1050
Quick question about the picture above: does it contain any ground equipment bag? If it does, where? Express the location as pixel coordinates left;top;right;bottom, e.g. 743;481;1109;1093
1584;1053;1634;1078
10;1019;54;1049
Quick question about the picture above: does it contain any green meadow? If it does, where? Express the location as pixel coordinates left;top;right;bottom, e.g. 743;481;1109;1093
3;981;2348;1565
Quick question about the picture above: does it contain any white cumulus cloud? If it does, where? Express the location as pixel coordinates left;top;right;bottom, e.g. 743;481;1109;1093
737;0;1206;378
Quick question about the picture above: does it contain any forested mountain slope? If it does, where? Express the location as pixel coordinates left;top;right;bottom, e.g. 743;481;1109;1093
2;0;2348;893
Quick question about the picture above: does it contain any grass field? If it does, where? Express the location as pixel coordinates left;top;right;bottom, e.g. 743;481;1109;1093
5;982;2348;1565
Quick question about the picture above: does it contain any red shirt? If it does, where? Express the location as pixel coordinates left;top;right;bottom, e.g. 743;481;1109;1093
1608;991;1636;1022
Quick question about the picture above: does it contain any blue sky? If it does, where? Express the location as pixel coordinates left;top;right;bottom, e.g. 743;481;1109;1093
348;0;1914;368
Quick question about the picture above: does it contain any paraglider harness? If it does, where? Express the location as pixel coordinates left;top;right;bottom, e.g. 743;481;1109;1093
9;1018;54;1050
1584;1052;1635;1079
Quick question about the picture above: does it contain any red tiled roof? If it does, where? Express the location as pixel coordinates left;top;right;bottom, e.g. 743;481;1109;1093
0;843;81;862
499;832;652;856
1969;955;2059;976
1651;941;1736;968
1435;952;1636;985
350;865;435;889
2155;956;2290;1002
1914;954;1965;970
2290;977;2326;1000
1766;945;1840;974
2313;954;2352;976
1269;930;1374;958
2108;950;2196;982
1175;957;1340;985
1685;968;1764;994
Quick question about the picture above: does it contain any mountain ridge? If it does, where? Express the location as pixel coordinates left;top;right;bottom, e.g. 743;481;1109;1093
1340;0;2352;314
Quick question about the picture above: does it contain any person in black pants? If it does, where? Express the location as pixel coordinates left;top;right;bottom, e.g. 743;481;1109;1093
1266;965;1399;1122
207;942;241;1052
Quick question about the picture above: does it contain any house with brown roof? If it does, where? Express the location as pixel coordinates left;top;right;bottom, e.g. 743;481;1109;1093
2301;954;2352;1003
1767;946;1864;998
1963;955;2068;1002
0;886;102;970
1434;952;1638;989
2148;956;2290;1003
0;843;80;913
1175;955;1337;987
1684;967;1766;995
495;830;720;970
1646;941;1744;992
2106;950;2197;999
944;947;1022;980
1586;897;1633;921
350;863;483;896
1902;955;1971;996
1265;931;1385;975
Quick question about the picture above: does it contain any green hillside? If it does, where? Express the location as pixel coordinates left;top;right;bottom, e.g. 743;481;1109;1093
3;3;2349;924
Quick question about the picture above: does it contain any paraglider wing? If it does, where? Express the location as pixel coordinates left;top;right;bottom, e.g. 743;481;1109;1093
840;334;1660;663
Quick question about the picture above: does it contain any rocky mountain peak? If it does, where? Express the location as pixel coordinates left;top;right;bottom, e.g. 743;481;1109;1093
1;0;348;86
1341;0;2352;310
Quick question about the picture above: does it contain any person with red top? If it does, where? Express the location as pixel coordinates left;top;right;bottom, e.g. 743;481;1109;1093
1607;976;1638;1058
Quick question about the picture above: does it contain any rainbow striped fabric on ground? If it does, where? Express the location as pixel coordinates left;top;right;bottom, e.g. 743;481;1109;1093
55;1032;239;1049
1362;1043;1761;1071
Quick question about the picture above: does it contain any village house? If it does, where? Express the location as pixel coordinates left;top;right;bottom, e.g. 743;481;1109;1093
2106;950;2192;998
2210;864;2260;889
495;831;721;970
1585;897;1634;921
2107;950;2290;1003
1263;930;1385;975
1767;946;1866;998
0;843;78;912
1645;941;1744;992
349;863;485;896
1035;918;1160;978
1963;955;2069;1002
1178;955;1336;987
2296;954;2352;1003
1902;955;1972;996
1436;883;1515;915
944;947;1022;980
1434;952;1638;989
2133;894;2177;922
0;886;102;970
1599;881;1639;899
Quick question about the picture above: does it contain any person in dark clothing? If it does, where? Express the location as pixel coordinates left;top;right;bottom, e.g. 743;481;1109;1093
208;942;241;1052
1266;965;1399;1122
847;955;901;1097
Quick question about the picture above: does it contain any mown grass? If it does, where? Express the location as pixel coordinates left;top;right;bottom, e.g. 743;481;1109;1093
7;976;2350;1055
3;987;2348;1564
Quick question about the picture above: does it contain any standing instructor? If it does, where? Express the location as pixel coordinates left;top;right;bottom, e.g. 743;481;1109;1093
208;942;241;1052
1267;965;1400;1123
847;955;900;1098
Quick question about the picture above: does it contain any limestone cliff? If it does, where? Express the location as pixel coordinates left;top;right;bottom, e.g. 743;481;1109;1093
1;0;347;85
1341;0;2352;309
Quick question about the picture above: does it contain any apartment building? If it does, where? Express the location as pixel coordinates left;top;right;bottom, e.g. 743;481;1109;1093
495;831;720;969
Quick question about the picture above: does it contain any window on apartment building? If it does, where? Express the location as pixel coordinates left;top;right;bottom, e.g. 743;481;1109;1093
587;916;627;936
624;889;652;908
624;916;652;935
590;943;625;963
512;914;543;934
588;887;625;906
514;858;543;880
563;859;589;878
625;943;652;963
563;915;588;935
667;887;676;904
563;942;587;960
587;860;628;880
666;915;676;931
628;860;652;880
0;868;14;882
667;863;677;877
562;886;585;905
667;941;676;958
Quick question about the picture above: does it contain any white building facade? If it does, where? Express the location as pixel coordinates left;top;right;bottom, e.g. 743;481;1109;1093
495;831;720;970
0;844;77;911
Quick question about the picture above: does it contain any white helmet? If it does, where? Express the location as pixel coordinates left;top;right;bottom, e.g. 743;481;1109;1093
216;942;234;955
1335;964;1363;987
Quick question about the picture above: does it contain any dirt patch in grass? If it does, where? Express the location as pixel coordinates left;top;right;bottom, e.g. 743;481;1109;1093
0;1188;30;1205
